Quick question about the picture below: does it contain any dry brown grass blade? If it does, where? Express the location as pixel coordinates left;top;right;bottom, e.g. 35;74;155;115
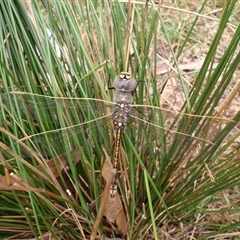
0;151;11;185
91;150;114;239
0;141;51;183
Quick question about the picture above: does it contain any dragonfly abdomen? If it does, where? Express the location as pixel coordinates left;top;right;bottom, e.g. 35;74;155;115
110;128;122;198
110;99;132;197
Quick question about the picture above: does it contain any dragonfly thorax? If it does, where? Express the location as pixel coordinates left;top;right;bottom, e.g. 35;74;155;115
112;98;132;131
112;73;135;131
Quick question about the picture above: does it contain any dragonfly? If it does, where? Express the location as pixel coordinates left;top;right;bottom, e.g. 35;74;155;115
110;72;138;197
0;73;228;197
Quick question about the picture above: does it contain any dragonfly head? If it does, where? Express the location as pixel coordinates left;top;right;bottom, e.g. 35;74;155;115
113;72;138;92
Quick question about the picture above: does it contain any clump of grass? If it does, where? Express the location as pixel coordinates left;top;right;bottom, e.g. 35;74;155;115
0;0;239;239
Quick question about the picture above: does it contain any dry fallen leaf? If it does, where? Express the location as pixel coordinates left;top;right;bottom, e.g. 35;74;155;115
0;175;25;190
102;159;128;235
38;148;81;177
91;150;128;240
0;174;42;193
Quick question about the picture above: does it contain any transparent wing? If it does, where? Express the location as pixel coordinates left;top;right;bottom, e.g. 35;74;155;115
128;104;233;163
1;92;114;158
130;104;228;142
1;92;233;161
1;92;113;124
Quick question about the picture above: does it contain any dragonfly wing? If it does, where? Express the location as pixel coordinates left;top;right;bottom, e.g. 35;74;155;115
1;93;114;158
129;104;231;161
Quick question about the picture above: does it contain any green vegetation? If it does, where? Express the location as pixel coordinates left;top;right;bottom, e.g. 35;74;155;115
0;1;239;239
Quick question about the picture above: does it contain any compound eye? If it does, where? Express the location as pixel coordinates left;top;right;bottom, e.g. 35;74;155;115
113;72;137;92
